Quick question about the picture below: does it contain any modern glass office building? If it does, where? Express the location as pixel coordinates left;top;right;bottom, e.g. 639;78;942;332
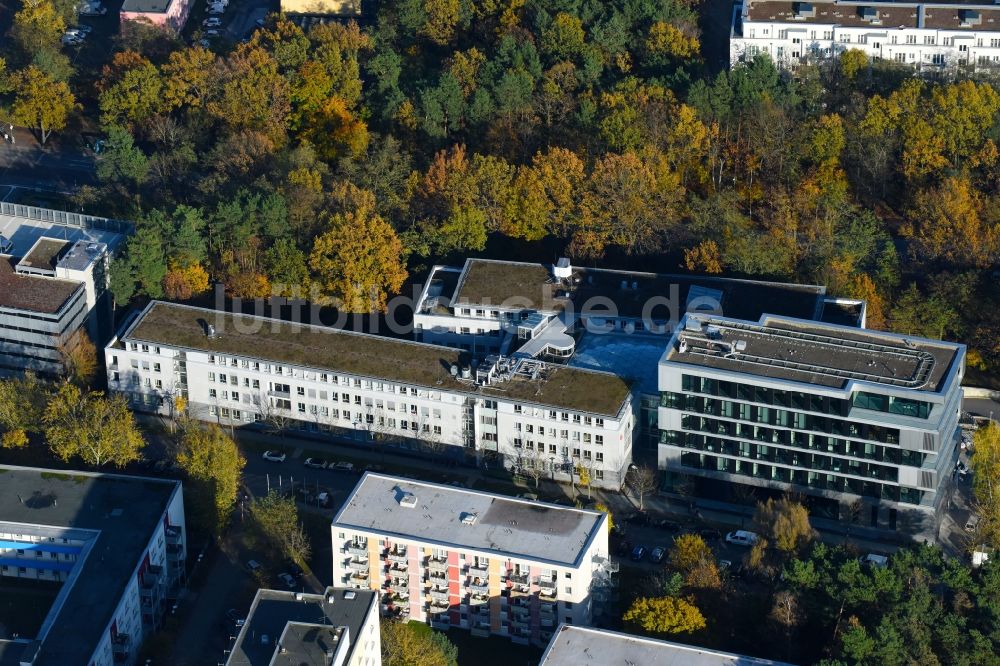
658;313;966;538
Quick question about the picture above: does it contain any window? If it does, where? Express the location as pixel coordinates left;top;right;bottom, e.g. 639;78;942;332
514;405;522;414
595;452;603;462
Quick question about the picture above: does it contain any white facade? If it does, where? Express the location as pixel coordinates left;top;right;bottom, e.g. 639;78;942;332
105;302;634;490
731;0;1000;70
331;474;615;647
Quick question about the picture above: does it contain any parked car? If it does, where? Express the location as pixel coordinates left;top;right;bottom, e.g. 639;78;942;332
73;24;93;34
255;16;266;27
208;4;225;13
246;559;262;572
625;512;651;527
329;461;354;472
629;545;647;562
725;530;760;547
699;529;722;541
718;559;732;571
285;560;304;578
303;457;327;469
203;17;221;27
198;38;211;47
517;493;539;502
225;608;245;627
278;572;297;589
78;4;107;15
649;546;666;564
262;450;286;463
61;33;83;46
205;28;221;37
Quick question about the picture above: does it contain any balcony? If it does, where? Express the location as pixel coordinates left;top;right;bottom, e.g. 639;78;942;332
427;569;448;582
538;584;557;599
511;604;530;618
390;576;408;587
389;561;408;573
429;588;450;603
468;564;490;577
165;526;182;545
348;573;369;586
429;598;451;610
387;550;408;564
427;557;449;572
471;622;491;638
507;572;529;585
166;543;184;560
347;543;368;557
347;559;369;573
469;581;489;595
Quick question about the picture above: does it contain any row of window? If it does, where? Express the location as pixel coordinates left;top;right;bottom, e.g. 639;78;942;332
754;29;1000;49
664;392;903;445
513;427;605;444
511;440;607;464
678;452;925;505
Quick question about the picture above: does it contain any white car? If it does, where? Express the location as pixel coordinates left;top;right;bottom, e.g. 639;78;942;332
724;530;760;547
303;457;327;469
61;34;83;46
208;4;225;13
329;461;354;472
203;17;221;26
205;28;221;37
859;554;888;568
262;450;286;463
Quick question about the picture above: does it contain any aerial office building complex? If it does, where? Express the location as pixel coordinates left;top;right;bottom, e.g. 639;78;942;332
226;587;381;666
0;203;128;377
731;0;1000;70
0;465;186;666
331;473;615;647
106;302;634;489
658;313;965;538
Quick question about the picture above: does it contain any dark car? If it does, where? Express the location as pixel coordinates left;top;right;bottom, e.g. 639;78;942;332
655;519;682;533
630;545;647;562
285;560;305;578
615;539;632;555
699;529;722;541
649;546;666;564
626;512;651;527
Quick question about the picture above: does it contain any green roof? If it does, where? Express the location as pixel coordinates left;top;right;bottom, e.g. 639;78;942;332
126;302;631;416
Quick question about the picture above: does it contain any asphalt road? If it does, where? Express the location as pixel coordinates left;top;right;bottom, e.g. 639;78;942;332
0;128;96;191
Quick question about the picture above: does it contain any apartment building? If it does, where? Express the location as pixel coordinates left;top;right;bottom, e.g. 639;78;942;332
731;0;1000;70
539;625;791;665
227;587;380;666
331;473;616;647
105;302;634;489
0;465;186;666
120;0;192;30
658;313;965;538
0;203;128;377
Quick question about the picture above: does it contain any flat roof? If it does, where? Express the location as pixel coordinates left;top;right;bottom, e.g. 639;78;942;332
0;466;180;666
539;625;792;666
333;473;606;567
666;314;962;394
124;302;631;416
744;0;1000;31
0;209;126;258
121;0;172;12
568;333;664;396
227;588;377;666
450;259;826;321
17;238;68;273
58;239;107;272
0;257;82;315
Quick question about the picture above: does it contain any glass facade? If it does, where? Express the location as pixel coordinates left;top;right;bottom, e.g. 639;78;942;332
663;374;933;507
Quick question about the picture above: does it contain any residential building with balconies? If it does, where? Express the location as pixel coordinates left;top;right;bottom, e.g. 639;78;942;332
658;312;965;540
331;473;614;647
0;464;186;666
105;301;634;489
731;0;1000;71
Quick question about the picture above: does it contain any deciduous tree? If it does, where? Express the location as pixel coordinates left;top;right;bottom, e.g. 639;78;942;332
176;424;246;536
754;498;814;554
971;422;1000;551
9;66;76;145
0;373;48;448
623;596;706;634
57;329;98;386
44;385;143;468
381;621;458;666
250;490;311;563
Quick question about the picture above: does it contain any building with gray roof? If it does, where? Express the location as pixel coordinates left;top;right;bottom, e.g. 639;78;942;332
539;625;792;666
331;473;615;647
0;465;186;666
226;587;380;666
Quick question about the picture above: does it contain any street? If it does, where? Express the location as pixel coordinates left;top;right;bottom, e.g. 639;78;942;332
0;128;96;191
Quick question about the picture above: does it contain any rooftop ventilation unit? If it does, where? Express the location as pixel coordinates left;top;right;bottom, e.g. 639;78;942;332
553;257;572;280
206;324;217;340
399;492;417;508
461;512;479;525
343;590;357;600
961;9;982;26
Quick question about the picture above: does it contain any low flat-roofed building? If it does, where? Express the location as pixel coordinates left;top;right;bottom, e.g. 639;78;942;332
659;312;965;539
120;0;193;30
331;473;616;646
539;625;792;666
107;302;635;489
0;204;128;377
0;465;186;666
227;587;380;666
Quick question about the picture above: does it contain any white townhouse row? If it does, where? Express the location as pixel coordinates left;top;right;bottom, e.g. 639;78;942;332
0;465;186;666
105;302;635;489
331;473;616;648
731;0;1000;70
